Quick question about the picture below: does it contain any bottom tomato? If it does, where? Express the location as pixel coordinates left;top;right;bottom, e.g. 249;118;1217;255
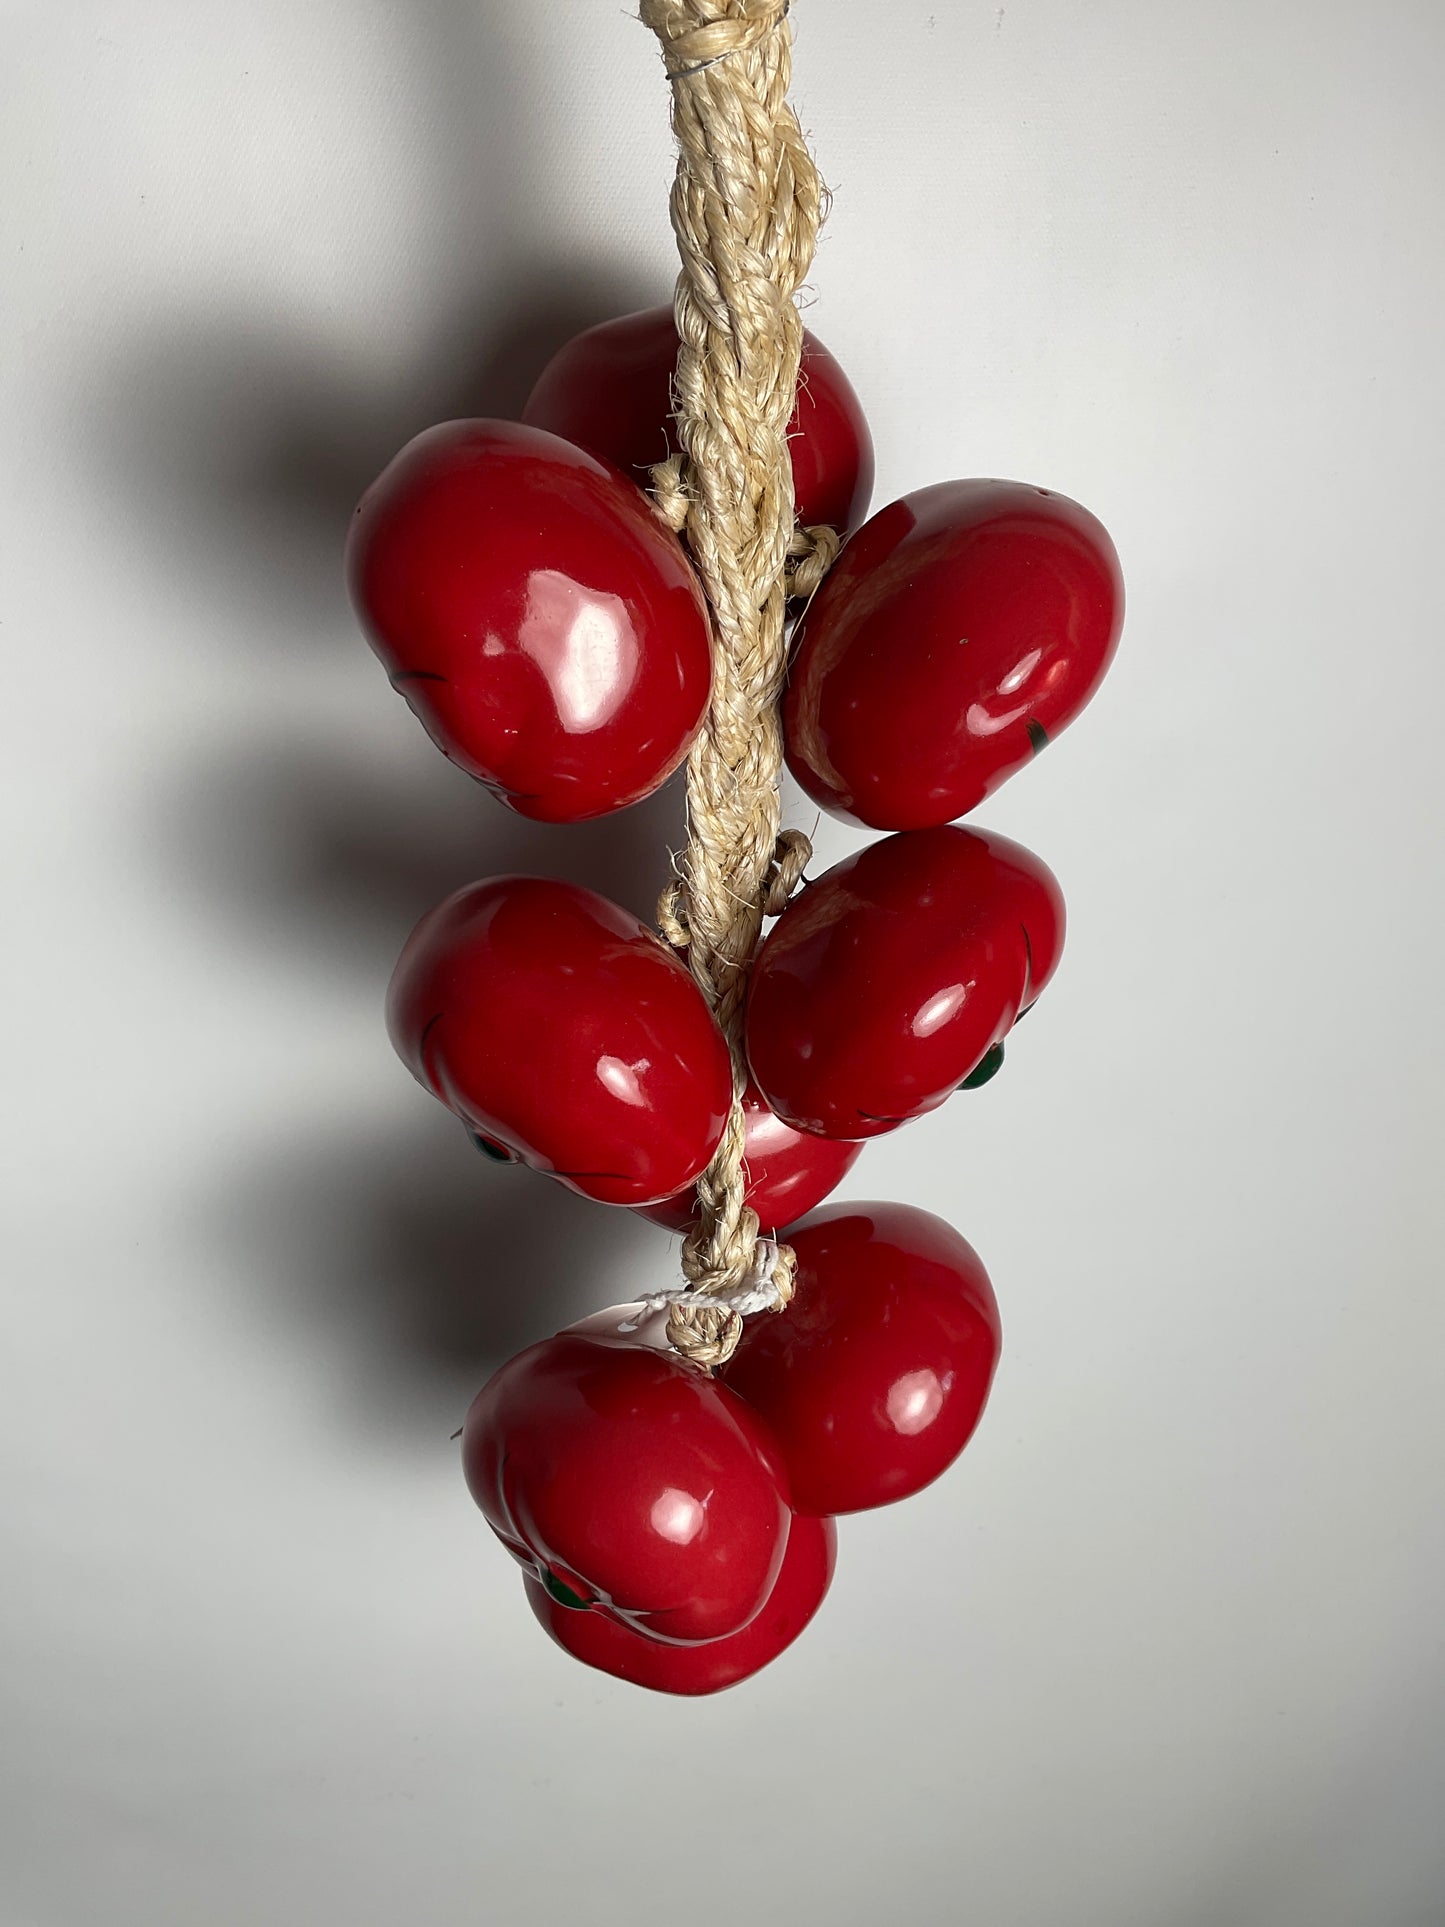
525;1511;837;1695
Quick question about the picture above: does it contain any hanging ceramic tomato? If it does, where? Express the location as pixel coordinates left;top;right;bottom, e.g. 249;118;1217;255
634;1077;863;1234
745;824;1065;1139
526;1510;836;1695
463;1323;793;1645
522;306;876;536
388;876;733;1205
784;479;1123;828
721;1203;1000;1514
347;419;712;821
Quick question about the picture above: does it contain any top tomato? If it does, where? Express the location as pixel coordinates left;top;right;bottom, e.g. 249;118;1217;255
523;306;876;537
784;479;1124;828
346;420;712;822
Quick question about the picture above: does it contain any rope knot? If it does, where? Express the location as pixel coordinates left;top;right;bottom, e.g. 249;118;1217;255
665;1302;742;1368
667;1227;798;1366
641;0;792;80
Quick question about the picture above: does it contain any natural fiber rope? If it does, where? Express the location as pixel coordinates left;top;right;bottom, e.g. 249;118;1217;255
639;0;827;1367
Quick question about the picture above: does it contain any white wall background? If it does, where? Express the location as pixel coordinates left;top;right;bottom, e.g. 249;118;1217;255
3;3;1443;1923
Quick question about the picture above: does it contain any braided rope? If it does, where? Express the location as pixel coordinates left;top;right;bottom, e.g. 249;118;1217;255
639;0;825;1367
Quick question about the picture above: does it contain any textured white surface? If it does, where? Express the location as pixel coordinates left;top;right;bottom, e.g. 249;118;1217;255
3;3;1443;1923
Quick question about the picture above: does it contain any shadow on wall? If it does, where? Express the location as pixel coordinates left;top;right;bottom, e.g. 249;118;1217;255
160;741;686;988
225;1115;669;1436
93;0;665;647
93;269;657;649
100;0;682;1426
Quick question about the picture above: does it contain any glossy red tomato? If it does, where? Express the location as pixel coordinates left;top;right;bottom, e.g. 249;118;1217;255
387;876;732;1205
346;419;712;822
745;825;1065;1140
522;306;876;536
785;479;1124;828
463;1326;793;1645
525;1510;835;1695
722;1204;1000;1515
633;1078;863;1234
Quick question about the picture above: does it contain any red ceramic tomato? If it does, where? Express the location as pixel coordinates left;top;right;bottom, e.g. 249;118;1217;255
633;1078;863;1234
346;419;712;822
721;1204;1000;1515
463;1326;793;1645
387;876;732;1206
522;306;876;536
525;1509;835;1695
785;479;1124;828
745;825;1064;1140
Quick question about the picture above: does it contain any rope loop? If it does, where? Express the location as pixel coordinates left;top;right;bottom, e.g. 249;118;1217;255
761;826;812;916
663;826;809;956
785;521;842;603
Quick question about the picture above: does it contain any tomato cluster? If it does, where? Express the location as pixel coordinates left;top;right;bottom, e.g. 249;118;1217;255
349;307;1122;1693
